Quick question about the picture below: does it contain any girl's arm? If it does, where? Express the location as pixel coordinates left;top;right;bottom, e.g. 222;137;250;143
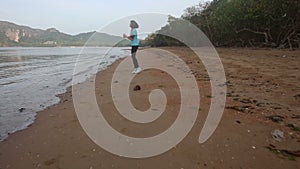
123;33;134;41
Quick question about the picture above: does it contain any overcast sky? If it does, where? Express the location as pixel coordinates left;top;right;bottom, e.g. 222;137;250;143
0;0;206;35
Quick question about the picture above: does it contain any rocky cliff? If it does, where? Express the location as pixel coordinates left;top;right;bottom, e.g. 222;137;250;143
0;21;128;47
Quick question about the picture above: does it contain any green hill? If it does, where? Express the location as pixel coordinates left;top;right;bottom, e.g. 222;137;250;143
0;21;130;47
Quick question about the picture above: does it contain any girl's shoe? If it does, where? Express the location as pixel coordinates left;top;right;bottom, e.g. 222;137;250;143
134;67;142;74
131;68;137;74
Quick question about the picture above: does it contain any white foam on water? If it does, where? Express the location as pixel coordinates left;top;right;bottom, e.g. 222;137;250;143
0;47;129;141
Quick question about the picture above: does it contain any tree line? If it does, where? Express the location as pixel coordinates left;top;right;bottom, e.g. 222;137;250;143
145;0;300;49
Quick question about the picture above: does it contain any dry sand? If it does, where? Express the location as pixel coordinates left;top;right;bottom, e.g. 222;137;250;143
0;47;299;169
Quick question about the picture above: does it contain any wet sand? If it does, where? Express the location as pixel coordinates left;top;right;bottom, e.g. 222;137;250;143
0;47;299;168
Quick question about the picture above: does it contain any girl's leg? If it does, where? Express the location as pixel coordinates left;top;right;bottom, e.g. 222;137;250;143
131;46;139;69
131;52;139;68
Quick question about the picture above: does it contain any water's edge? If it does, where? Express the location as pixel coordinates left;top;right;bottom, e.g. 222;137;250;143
0;50;128;142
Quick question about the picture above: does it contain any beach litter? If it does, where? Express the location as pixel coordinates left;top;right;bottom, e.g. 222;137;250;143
225;106;246;112
266;115;284;123
286;124;300;132
293;94;300;100
291;114;300;119
271;129;285;142
266;144;300;161
18;108;26;112
133;85;141;91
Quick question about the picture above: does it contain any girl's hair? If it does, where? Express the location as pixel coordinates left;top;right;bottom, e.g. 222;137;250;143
130;20;139;28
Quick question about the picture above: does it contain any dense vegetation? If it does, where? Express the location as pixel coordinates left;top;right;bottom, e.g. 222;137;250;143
146;0;300;48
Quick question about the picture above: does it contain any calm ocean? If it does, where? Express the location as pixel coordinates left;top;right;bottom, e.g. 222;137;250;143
0;47;129;141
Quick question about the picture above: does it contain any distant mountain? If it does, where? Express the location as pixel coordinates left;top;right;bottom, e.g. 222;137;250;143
0;21;130;47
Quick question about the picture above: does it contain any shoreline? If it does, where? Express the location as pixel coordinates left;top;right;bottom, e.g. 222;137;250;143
0;47;299;168
0;47;129;142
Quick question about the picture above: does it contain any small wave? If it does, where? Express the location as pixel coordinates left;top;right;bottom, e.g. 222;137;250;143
0;47;127;142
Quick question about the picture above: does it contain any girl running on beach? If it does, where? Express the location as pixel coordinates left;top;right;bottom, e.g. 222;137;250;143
123;20;141;74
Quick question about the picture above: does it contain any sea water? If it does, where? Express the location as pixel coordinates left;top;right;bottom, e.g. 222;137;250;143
0;47;129;141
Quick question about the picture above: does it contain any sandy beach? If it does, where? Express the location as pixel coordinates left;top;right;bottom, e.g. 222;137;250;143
0;47;299;169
